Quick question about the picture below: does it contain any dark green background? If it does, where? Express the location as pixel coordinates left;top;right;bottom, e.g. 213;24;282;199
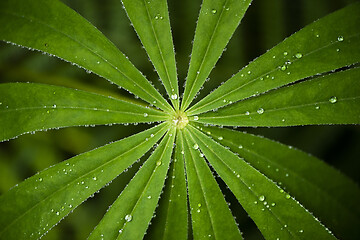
0;0;359;239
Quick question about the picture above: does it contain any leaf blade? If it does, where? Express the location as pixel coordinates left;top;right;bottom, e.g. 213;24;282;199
145;129;188;240
0;83;167;142
0;0;172;112
197;67;360;126
182;129;243;240
188;2;360;115
122;0;179;109
181;0;252;110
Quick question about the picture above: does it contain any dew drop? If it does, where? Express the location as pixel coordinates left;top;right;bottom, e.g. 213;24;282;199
211;9;217;14
56;212;60;216
147;195;152;199
245;111;250;115
285;194;291;199
39;178;43;182
144;113;149;117
171;94;178;100
125;214;132;222
156;161;162;166
93;177;97;181
280;65;287;71
283;51;288;56
218;136;223;140
259;195;265;202
193;116;199;121
271;203;276;207
193;144;199;150
337;36;344;42
295;53;303;59
238;145;243;149
257;108;264;114
329;96;337;103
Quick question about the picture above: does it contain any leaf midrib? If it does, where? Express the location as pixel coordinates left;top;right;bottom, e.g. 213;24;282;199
200;96;360;120
141;0;178;108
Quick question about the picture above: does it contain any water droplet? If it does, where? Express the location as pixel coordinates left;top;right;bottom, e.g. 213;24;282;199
218;136;223;140
197;209;201;213
144;113;148;117
193;116;199;121
52;104;57;108
245;111;250;115
125;214;132;222
259;195;265;202
329;96;337;103
315;106;320;110
156;161;162;166
337;36;344;42
285;194;291;199
147;195;152;199
56;212;60;216
193;144;199;150
171;94;178;100
271;203;276;207
39;178;43;182
283;51;288;56
299;229;304;233
280;65;287;71
211;9;217;14
93;177;97;181
295;53;302;59
238;145;243;149
257;108;264;114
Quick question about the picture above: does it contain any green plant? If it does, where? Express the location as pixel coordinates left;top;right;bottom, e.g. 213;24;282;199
0;0;359;239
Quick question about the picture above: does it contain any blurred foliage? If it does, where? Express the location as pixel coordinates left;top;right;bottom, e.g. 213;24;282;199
0;0;359;239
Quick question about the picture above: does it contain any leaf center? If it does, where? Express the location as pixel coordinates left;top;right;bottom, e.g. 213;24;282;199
171;111;189;129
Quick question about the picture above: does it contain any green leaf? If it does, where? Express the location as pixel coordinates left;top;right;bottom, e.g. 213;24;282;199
196;67;360;126
145;129;188;240
0;123;168;240
0;0;172;112
181;0;252;111
195;124;360;239
0;83;168;142
121;0;179;110
181;129;242;240
88;128;176;240
187;125;337;240
187;3;360;115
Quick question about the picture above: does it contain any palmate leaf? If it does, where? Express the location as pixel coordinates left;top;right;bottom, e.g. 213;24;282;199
1;0;360;239
0;0;173;112
195;124;360;239
89;128;175;240
196;67;360;126
187;2;360;116
121;0;179;109
181;0;252;110
0;83;167;142
0;123;168;240
187;125;337;239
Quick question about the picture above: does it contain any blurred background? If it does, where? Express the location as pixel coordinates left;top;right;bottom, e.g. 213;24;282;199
0;0;359;239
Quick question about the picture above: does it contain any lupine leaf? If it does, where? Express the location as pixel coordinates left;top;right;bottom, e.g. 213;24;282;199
195;124;360;239
187;2;360;115
182;129;243;240
0;0;173;112
121;0;179;110
196;67;360;126
88;128;175;240
0;123;168;240
187;125;336;240
145;129;188;240
0;83;167;142
181;0;252;110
